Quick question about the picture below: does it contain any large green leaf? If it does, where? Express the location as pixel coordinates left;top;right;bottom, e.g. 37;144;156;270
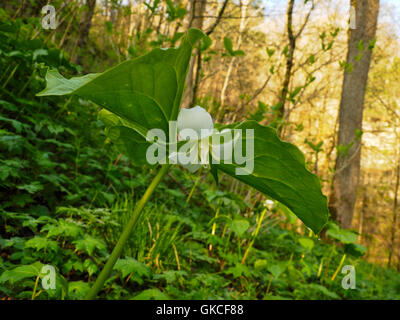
213;121;329;234
37;28;205;137
0;262;43;285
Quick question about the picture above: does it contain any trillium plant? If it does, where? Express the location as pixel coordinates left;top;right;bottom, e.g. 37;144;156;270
37;29;329;299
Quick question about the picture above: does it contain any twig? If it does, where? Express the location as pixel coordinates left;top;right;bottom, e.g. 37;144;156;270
206;0;229;36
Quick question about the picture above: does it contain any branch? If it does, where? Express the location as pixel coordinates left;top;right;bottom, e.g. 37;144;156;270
206;0;229;35
244;74;272;107
295;0;315;39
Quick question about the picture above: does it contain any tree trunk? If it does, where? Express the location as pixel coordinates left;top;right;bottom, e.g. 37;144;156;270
276;0;295;137
275;0;314;137
216;0;249;122
182;0;207;108
329;0;379;229
75;0;97;65
191;0;229;107
388;154;400;268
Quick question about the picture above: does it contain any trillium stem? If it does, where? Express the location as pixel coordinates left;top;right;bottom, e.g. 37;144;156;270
85;164;171;300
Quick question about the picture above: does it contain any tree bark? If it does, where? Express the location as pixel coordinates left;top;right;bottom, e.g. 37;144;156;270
275;0;314;137
388;153;400;268
216;0;249;122
75;0;97;65
276;0;295;136
182;0;207;108
329;0;380;229
191;0;229;107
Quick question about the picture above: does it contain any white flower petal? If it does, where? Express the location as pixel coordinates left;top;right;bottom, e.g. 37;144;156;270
177;106;214;139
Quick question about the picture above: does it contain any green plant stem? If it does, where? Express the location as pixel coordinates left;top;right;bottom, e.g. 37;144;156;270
31;274;40;300
331;253;346;281
266;276;273;294
85;164;171;300
2;63;19;89
317;258;324;278
209;208;220;251
185;168;202;204
241;208;267;264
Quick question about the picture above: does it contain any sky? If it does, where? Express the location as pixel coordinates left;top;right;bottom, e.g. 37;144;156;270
261;0;400;37
117;0;400;38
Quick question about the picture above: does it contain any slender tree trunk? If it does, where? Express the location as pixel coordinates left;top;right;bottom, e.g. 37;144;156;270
182;0;207;108
216;0;249;122
388;153;400;268
276;0;295;136
329;0;380;229
275;0;314;137
191;51;203;106
358;178;367;241
59;4;80;48
191;0;229;106
75;0;97;65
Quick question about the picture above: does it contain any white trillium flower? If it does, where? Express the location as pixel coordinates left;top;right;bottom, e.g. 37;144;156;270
169;106;239;173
